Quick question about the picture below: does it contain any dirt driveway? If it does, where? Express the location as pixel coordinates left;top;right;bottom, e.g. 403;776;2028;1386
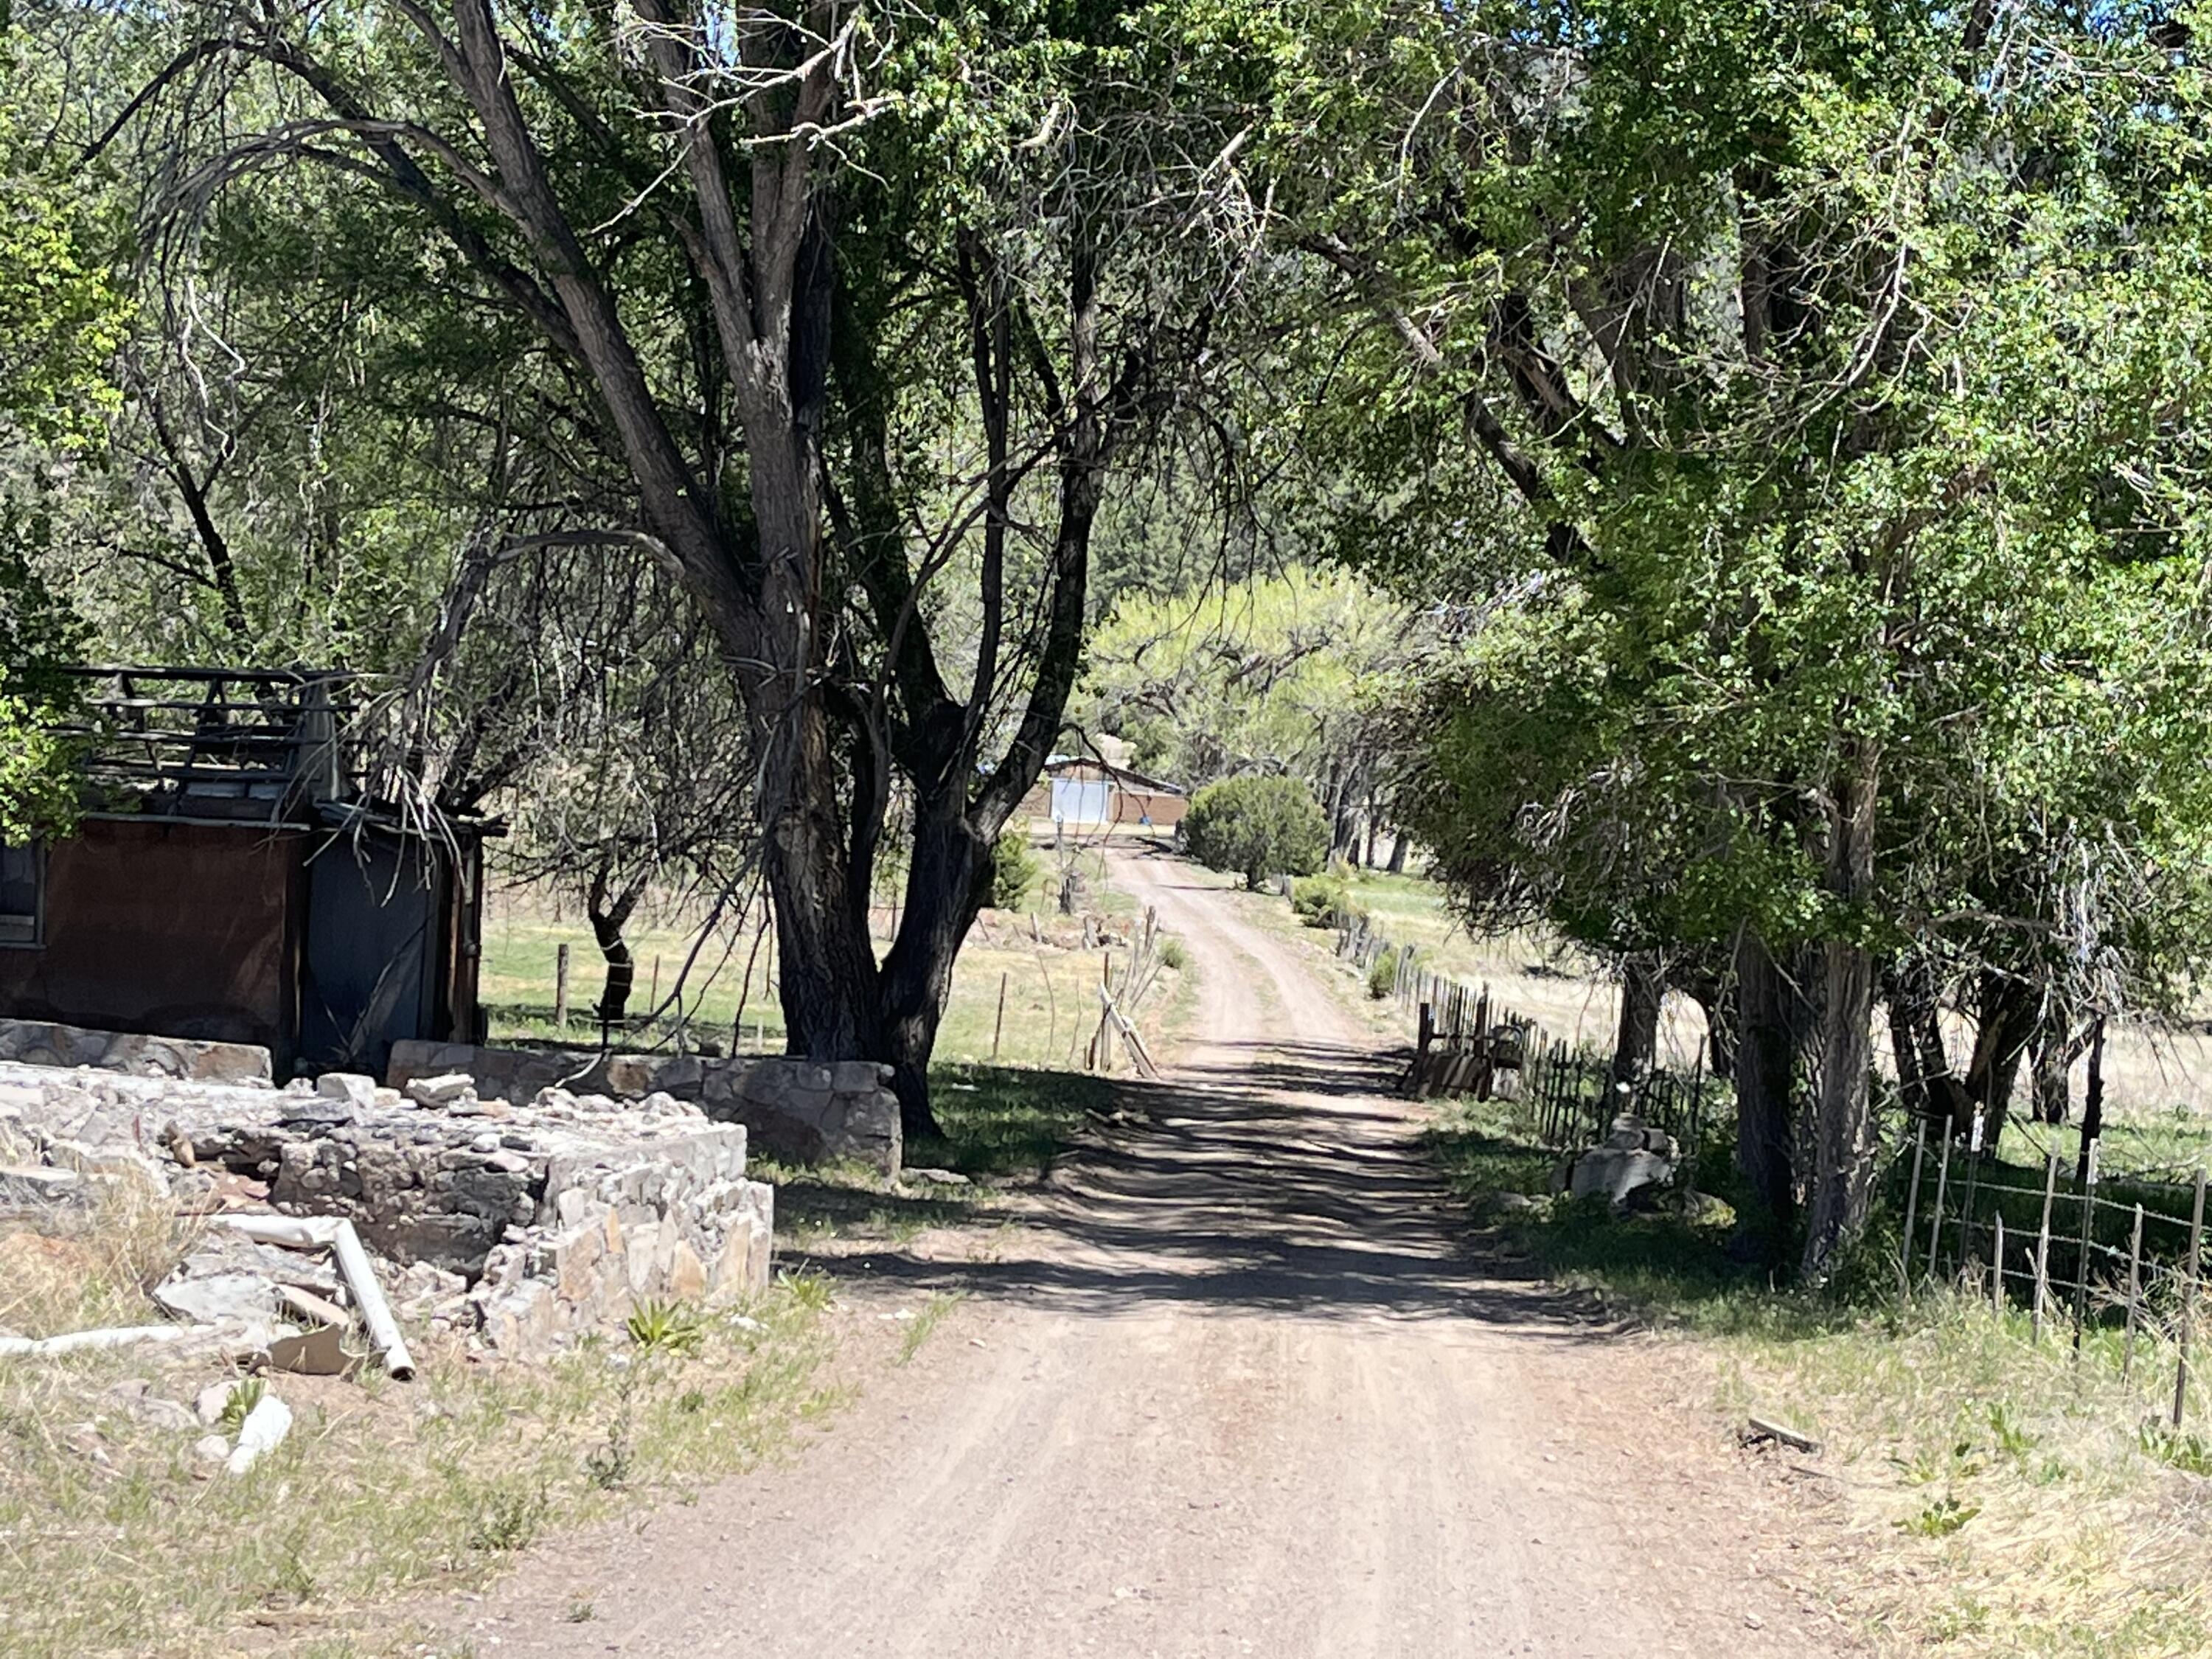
431;845;1848;1657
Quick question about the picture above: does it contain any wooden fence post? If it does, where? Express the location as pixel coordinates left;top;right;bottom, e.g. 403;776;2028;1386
2175;1168;2207;1430
554;942;570;1030
2124;1203;2146;1383
1927;1129;1953;1281
992;971;1009;1062
1992;1211;2006;1315
1902;1116;1927;1283
2033;1148;2059;1343
2072;1140;2099;1355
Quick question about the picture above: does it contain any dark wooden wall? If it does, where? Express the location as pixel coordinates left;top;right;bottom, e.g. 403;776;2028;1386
0;818;305;1062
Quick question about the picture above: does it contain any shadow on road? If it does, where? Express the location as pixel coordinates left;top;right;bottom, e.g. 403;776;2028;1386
817;1029;1618;1341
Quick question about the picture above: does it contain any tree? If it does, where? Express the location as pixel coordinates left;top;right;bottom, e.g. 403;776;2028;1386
102;0;1283;1131
1273;1;2212;1275
1185;774;1327;888
1079;566;1419;857
0;44;124;837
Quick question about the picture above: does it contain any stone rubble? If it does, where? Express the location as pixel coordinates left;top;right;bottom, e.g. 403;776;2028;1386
0;1048;777;1363
1557;1113;1679;1207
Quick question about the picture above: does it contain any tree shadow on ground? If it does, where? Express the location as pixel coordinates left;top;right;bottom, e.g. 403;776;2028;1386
808;1036;1631;1342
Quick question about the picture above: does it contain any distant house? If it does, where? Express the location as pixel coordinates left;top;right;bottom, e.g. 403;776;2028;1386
1020;755;1189;832
0;666;490;1077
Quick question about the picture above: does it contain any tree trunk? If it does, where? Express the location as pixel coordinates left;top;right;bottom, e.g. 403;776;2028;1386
586;866;644;1027
1886;956;1969;1132
877;804;993;1141
2032;1008;2093;1125
1611;952;1662;1086
1801;746;1880;1282
1385;832;1409;874
1964;970;2037;1151
1733;928;1801;1245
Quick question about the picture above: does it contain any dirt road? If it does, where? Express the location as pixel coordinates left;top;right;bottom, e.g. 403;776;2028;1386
437;846;1845;1657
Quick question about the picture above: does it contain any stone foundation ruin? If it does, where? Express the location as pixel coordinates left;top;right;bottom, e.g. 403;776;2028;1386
0;1040;778;1361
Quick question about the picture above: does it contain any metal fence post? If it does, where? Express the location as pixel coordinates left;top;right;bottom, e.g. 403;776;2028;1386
2175;1169;2207;1430
1902;1116;1927;1283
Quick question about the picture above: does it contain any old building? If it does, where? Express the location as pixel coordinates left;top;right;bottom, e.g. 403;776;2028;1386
0;666;488;1077
1019;754;1189;832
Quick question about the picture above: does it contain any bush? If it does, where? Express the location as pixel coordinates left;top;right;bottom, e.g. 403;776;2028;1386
1185;775;1328;888
1292;875;1346;927
1367;953;1397;1000
989;831;1043;910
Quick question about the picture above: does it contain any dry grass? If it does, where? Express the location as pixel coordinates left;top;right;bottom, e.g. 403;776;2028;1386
1709;1293;2212;1655
0;1160;201;1339
0;1254;841;1658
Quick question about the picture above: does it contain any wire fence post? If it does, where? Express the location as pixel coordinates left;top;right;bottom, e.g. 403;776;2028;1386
1958;1110;1984;1275
2033;1147;2059;1343
992;970;1008;1062
1902;1116;1928;1284
2175;1168;2207;1431
2072;1139;2099;1356
2124;1202;2146;1383
1992;1211;2006;1315
1927;1129;1954;1282
554;942;570;1031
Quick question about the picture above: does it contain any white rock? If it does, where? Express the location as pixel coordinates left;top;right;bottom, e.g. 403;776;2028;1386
193;1433;230;1464
314;1072;378;1110
225;1393;292;1476
404;1072;475;1107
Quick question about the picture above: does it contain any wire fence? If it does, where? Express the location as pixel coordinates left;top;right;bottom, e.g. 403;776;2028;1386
1902;1112;2212;1429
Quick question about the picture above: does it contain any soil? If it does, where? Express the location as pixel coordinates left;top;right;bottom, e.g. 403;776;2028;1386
428;843;1856;1657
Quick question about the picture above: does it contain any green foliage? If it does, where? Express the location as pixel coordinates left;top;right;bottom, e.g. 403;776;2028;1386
988;832;1043;911
1363;953;1394;999
1898;1495;1981;1539
1078;566;1413;794
1186;775;1327;888
1290;874;1346;927
624;1299;705;1359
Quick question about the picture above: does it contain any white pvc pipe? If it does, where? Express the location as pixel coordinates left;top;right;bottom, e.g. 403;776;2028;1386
220;1214;417;1380
0;1324;216;1358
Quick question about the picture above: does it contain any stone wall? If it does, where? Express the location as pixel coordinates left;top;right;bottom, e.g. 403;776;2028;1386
0;1059;773;1361
387;1041;901;1175
0;1018;272;1084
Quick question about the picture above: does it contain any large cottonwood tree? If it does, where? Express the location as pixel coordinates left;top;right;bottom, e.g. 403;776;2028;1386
105;0;1276;1128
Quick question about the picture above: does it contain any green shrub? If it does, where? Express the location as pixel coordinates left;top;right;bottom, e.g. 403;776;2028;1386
1291;874;1346;925
1366;953;1397;1000
989;831;1043;909
1185;775;1327;887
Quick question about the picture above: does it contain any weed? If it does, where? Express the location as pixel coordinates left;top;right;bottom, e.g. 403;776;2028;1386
566;1599;596;1624
1899;1495;1981;1538
218;1376;265;1435
776;1267;835;1311
1159;937;1189;972
677;1388;708;1414
898;1293;961;1366
2138;1421;2212;1475
1986;1401;2037;1462
467;1480;551;1552
625;1298;705;1358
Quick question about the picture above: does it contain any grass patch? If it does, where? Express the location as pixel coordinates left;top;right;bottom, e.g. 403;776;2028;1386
0;1276;838;1658
917;1063;1116;1178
